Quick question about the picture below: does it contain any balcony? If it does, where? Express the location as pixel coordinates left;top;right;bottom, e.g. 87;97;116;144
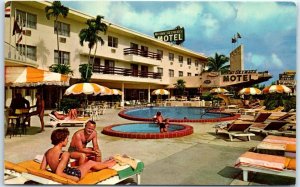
4;42;37;67
123;48;161;66
93;65;162;79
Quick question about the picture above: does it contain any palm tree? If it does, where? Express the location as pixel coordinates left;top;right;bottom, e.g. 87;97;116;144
206;53;230;73
45;1;69;64
79;15;107;80
49;63;73;75
174;79;186;96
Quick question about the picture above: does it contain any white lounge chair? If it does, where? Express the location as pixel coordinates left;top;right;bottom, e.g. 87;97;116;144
5;157;144;185
235;152;296;182
48;114;90;128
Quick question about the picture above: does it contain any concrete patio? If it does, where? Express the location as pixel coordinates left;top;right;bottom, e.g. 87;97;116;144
4;108;296;185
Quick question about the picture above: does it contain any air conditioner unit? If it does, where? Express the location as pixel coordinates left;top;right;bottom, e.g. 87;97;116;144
111;48;116;53
180;64;183;67
170;62;173;65
59;37;66;43
24;30;31;36
196;68;198;70
188;66;191;69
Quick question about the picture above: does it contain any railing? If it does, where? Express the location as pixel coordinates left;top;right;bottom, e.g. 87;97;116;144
4;42;36;64
93;65;162;79
123;48;162;60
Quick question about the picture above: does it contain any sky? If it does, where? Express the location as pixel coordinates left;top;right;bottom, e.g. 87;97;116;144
63;1;297;85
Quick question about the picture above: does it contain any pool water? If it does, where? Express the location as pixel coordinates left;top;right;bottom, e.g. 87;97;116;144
112;123;184;133
122;107;230;119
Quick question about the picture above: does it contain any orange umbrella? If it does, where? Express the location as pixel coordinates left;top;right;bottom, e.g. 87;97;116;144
64;83;111;95
238;87;261;95
262;85;292;94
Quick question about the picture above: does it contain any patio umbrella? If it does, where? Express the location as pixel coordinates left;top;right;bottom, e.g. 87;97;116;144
151;89;170;95
262;85;292;94
238;87;261;95
108;89;123;95
210;88;229;94
65;83;111;96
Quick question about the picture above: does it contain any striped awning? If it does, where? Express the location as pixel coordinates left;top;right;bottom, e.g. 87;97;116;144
5;67;70;87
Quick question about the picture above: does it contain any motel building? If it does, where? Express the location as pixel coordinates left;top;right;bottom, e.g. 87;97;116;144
4;1;272;110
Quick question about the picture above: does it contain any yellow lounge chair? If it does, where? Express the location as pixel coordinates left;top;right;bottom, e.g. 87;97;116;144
5;158;144;185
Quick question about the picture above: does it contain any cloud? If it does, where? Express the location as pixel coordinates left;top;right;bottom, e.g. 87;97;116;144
245;52;283;71
270;53;283;68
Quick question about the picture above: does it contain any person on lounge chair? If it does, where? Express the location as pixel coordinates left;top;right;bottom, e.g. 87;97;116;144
68;120;102;165
51;109;77;120
40;128;116;182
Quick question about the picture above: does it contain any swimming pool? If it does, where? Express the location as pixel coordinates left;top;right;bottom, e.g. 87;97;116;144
119;107;240;122
102;123;193;139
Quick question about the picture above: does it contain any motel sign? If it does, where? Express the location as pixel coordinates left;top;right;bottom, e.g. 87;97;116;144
154;26;185;44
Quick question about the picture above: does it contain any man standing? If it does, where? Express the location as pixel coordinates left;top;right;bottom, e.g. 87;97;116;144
23;93;45;132
68;120;101;165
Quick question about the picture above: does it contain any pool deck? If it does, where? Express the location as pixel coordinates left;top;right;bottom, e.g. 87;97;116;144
3;108;296;185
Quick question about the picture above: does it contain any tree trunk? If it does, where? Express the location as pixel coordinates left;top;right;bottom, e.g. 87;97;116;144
85;48;92;80
92;42;98;71
55;17;60;64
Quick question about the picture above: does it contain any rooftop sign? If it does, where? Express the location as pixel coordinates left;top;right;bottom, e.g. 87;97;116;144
154;26;185;45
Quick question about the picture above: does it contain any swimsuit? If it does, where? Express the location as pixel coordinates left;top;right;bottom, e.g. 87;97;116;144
159;123;166;129
59;151;81;178
68;146;77;153
63;166;81;178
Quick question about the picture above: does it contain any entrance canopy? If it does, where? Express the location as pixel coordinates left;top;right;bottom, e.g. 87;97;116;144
5;67;70;87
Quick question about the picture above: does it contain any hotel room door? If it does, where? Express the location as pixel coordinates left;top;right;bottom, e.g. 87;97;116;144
131;64;138;77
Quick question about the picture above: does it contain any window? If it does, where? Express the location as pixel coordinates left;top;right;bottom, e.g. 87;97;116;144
16;10;37;29
54;50;70;64
169;69;174;77
195;74;199;76
195;60;199;67
157;49;163;59
130;42;138;49
187;72;192;76
16;44;37;61
187;58;191;65
157;67;163;76
54;21;70;37
179;71;183;77
108;36;118;48
169;53;174;61
178;55;183;63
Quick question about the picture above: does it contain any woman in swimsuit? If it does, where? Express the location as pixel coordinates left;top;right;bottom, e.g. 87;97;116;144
40;128;116;182
51;109;77;120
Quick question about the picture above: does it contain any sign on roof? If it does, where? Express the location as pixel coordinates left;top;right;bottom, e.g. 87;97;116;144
154;26;185;45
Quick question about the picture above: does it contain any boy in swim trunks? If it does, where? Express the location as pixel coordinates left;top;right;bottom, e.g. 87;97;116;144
68;120;102;165
40;128;115;182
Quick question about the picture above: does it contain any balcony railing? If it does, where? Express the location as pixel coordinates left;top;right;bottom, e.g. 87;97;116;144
123;48;162;60
4;42;36;65
93;65;162;79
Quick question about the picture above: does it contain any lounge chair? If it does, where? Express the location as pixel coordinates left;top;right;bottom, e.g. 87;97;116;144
268;113;295;121
5;156;144;185
235;152;296;182
238;112;271;123
166;96;176;101
48;114;90;128
255;135;296;158
215;122;255;141
249;121;290;136
239;106;266;115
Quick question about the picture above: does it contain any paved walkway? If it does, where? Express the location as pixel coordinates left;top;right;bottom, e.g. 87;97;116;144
4;108;296;185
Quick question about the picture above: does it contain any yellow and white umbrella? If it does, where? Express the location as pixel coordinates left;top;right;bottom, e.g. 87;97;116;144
210;88;229;94
262;84;292;94
108;89;123;95
151;89;170;95
64;83;111;95
238;87;261;95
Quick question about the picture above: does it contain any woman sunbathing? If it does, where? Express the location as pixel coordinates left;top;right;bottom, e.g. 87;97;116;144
51;109;77;120
40;128;116;182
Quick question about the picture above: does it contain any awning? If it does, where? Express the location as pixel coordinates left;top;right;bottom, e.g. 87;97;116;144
5;67;70;87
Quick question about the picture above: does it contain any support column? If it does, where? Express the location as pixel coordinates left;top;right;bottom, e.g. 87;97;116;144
121;83;125;107
148;84;151;103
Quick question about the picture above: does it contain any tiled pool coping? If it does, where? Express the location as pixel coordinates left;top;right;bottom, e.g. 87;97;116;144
118;107;241;122
101;123;194;139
